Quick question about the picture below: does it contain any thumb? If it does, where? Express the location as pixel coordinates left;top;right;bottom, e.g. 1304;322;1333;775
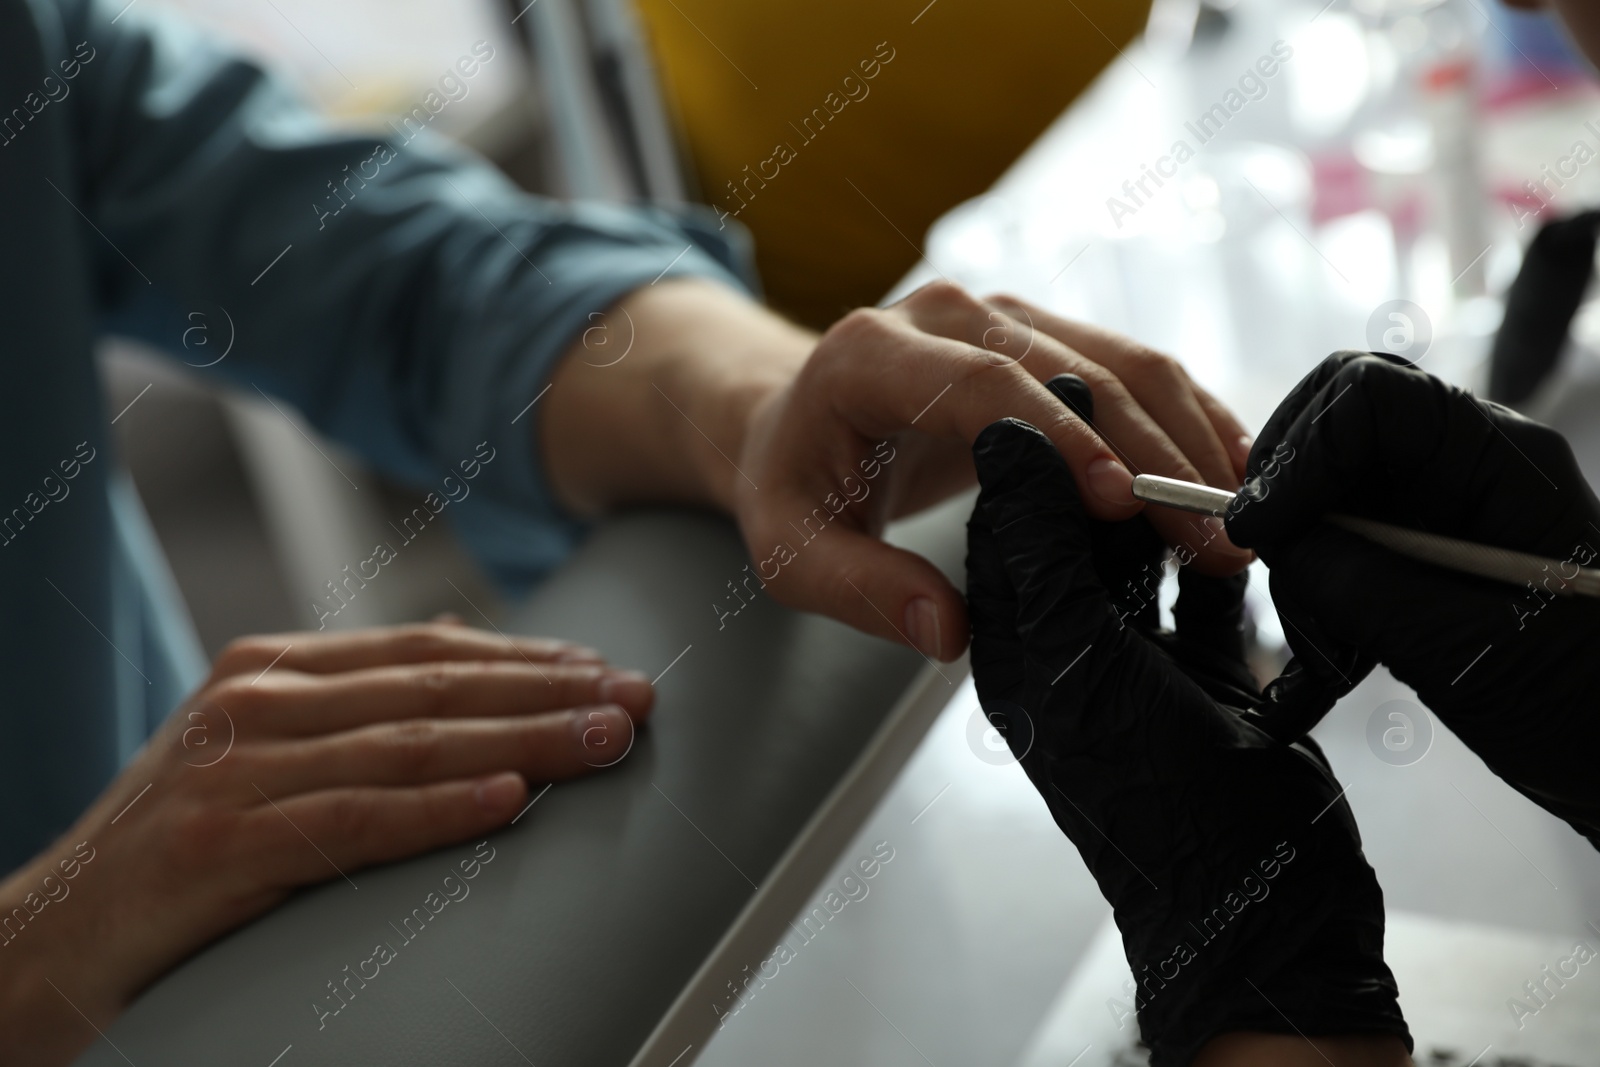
1171;565;1249;663
760;517;969;661
1242;657;1369;744
974;417;1124;681
1159;566;1262;704
1239;529;1380;742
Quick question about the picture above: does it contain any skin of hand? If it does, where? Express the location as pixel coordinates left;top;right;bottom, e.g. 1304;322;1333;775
0;620;653;1066
542;278;1255;662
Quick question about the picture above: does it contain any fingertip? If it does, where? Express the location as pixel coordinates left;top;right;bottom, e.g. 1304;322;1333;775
597;669;654;717
778;523;966;662
1085;456;1135;508
574;704;635;766
473;771;526;813
904;597;940;660
904;593;968;662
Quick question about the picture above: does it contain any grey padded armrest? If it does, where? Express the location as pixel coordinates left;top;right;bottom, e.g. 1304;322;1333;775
78;502;967;1066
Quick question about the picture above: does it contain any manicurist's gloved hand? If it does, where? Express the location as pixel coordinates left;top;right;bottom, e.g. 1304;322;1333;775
1225;352;1600;848
966;380;1410;1066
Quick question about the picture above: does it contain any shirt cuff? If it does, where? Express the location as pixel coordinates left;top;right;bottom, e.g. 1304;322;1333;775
446;202;757;595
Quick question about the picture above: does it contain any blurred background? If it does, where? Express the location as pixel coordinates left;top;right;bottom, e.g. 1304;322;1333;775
103;0;1600;1062
113;0;1600;657
108;0;1150;654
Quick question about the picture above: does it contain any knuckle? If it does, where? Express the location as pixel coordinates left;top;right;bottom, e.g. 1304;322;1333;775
406;663;463;713
823;561;872;621
980;316;1032;361
555;665;603;706
1520;418;1580;472
392;624;454;662
320;791;377;842
215;635;274;673
1124;345;1186;383
382;719;443;778
826;307;889;347
905;279;976;310
952;342;1026;386
1038;406;1099;448
755;563;803;609
412;662;462;689
1331;352;1390;399
1069;362;1120;397
204;677;271;720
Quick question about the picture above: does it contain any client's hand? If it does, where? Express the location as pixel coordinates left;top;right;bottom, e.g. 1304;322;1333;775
0;621;653;1066
548;279;1256;664
967;394;1410;1066
1225;351;1600;847
735;284;1256;660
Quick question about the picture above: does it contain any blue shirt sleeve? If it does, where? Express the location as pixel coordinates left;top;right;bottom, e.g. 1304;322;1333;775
57;0;756;592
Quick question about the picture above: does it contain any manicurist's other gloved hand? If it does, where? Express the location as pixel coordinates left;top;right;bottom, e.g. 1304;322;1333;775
1225;352;1600;848
966;380;1410;1066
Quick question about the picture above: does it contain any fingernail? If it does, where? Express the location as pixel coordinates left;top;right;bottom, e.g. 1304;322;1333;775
474;772;524;811
1086;457;1134;505
597;669;652;711
904;597;943;660
576;705;632;761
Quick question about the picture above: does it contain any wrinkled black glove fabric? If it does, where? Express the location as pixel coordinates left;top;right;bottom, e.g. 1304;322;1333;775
1226;352;1600;848
966;406;1410;1066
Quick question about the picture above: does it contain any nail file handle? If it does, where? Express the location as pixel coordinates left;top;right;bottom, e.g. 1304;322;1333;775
1129;474;1600;599
1326;514;1600;598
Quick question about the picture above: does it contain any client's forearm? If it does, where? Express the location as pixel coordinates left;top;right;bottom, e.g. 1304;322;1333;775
539;279;813;517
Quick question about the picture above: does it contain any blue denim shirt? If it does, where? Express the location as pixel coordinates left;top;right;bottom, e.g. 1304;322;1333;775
0;0;751;872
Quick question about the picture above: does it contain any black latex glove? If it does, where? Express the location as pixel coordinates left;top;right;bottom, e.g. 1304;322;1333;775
1488;210;1600;407
966;385;1410;1066
1226;351;1600;849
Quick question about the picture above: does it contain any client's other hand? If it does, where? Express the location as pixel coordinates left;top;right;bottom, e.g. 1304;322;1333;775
0;620;653;1066
1225;352;1600;847
966;384;1409;1066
